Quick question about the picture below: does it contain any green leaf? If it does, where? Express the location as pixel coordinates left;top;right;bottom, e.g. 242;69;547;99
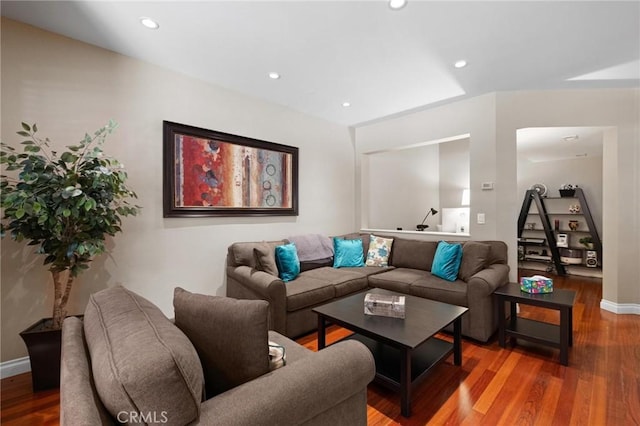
62;209;71;217
33;123;38;132
60;152;78;163
15;208;25;219
20;122;31;131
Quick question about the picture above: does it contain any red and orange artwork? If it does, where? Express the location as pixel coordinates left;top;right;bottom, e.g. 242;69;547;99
174;135;292;209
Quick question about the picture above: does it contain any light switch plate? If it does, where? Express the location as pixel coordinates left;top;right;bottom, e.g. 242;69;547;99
477;213;486;224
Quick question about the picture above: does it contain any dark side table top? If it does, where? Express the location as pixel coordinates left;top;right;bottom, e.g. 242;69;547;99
312;288;468;349
494;282;576;308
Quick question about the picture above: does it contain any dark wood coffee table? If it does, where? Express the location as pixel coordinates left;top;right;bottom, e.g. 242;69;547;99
313;288;468;417
494;282;576;365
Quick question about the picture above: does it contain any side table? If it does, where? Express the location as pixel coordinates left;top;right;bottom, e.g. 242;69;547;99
494;283;576;366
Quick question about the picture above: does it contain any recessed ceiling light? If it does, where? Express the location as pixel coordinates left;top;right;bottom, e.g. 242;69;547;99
342;102;351;107
454;60;467;69
389;0;407;10
268;72;280;80
563;135;579;141
140;17;159;30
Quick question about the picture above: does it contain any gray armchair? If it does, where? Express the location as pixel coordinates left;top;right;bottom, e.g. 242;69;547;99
60;286;374;426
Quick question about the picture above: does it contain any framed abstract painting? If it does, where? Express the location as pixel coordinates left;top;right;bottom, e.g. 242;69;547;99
163;121;298;217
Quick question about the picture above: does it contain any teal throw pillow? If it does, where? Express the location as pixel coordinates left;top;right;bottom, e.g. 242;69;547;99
275;243;300;282
333;238;365;268
431;241;463;282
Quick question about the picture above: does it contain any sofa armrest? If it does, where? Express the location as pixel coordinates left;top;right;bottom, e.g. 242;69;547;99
226;265;287;334
467;263;510;298
196;340;375;426
60;317;114;426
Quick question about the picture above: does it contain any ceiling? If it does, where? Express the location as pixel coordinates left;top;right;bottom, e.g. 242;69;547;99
2;1;639;128
517;126;606;163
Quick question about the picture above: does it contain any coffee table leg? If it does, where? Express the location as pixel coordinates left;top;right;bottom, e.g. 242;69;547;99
453;316;462;366
317;315;326;350
560;307;569;366
400;348;412;417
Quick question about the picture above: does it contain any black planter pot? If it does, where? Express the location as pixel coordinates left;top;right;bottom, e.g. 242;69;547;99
19;318;62;392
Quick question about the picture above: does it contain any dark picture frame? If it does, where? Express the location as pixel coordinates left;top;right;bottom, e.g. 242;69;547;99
163;121;298;217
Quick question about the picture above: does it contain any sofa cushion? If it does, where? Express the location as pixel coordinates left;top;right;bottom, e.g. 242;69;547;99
173;288;270;398
300;257;334;272
285;276;336;311
254;243;279;276
366;235;394;267
389;239;438;270
431;241;463;281
84;286;203;426
275;243;301;282
333;237;365;268
410;275;468;307
458;241;491;281
368;268;431;294
301;267;368;297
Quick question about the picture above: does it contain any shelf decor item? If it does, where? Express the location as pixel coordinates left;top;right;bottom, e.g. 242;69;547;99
520;275;554;294
579;236;594;249
1;121;140;390
559;183;578;197
529;183;548;197
568;220;580;231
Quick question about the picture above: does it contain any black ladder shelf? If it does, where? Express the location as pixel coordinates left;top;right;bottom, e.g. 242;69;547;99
517;188;602;275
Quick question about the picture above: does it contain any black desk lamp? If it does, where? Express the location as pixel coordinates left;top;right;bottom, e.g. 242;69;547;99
416;208;438;231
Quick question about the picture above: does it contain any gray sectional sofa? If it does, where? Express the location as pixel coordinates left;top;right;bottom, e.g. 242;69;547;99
227;233;509;342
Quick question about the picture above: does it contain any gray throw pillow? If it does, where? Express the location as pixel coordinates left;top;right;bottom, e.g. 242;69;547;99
83;286;203;426
458;241;492;281
254;243;279;276
173;288;270;398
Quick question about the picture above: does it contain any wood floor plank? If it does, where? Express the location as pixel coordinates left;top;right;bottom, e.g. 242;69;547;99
1;270;638;425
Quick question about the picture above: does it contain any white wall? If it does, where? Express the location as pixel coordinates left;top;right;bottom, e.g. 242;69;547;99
366;144;439;230
0;19;355;362
439;137;470;209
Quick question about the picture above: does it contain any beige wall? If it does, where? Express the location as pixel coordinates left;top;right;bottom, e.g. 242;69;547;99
356;88;640;308
0;19;356;362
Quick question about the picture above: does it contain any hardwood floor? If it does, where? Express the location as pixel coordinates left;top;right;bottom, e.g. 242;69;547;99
2;271;638;425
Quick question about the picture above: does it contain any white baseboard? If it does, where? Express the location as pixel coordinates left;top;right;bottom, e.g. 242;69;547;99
0;356;31;379
600;299;640;315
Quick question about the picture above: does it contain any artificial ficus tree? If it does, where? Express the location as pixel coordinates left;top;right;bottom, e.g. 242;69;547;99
1;121;140;329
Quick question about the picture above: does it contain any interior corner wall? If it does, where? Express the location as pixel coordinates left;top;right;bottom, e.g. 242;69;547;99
439;138;470;210
0;18;355;362
366;144;440;230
